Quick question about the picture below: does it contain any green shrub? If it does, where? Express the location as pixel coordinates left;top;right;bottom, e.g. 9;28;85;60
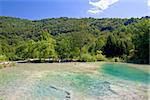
80;54;96;62
0;65;4;69
0;55;7;61
95;54;107;61
7;54;19;61
95;50;107;61
110;57;123;62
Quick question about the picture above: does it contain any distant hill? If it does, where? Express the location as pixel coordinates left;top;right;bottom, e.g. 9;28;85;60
1;16;148;41
0;16;149;63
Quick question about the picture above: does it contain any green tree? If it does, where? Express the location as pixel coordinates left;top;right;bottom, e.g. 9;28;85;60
104;34;117;57
37;31;56;61
56;35;72;59
70;31;95;59
131;20;149;63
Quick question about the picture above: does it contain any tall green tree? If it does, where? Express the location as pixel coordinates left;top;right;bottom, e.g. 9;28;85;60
38;31;56;61
70;31;95;59
131;20;149;63
104;34;117;57
56;35;72;59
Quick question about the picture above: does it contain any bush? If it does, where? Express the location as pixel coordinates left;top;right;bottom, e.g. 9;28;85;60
110;57;123;62
121;54;128;62
0;55;7;61
80;54;96;62
7;54;19;61
0;65;4;69
95;50;107;61
95;54;107;61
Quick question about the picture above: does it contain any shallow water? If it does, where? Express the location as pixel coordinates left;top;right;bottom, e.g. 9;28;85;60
32;72;114;98
101;63;150;84
0;63;149;100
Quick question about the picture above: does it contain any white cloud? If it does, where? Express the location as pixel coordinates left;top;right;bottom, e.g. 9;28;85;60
148;0;150;7
88;0;119;14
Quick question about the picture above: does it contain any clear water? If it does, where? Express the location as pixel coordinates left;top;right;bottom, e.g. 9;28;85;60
0;63;149;99
32;72;114;98
101;63;150;84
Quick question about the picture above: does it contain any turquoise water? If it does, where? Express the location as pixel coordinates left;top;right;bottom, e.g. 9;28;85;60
33;82;68;100
67;74;113;96
32;63;150;99
1;63;149;99
32;72;114;98
101;63;150;84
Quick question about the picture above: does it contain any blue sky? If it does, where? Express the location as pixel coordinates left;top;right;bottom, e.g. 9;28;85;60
0;0;149;20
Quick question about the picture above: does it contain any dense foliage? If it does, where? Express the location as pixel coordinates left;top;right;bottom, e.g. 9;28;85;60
0;16;149;63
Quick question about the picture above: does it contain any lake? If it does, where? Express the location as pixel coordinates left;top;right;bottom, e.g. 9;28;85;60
0;62;149;100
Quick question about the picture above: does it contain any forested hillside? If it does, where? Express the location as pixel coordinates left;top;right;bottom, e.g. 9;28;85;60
0;16;149;64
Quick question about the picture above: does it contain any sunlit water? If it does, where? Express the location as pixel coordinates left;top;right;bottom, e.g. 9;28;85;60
101;63;150;84
0;63;149;100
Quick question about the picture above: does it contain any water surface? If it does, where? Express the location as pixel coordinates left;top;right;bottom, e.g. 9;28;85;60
0;63;149;100
101;63;150;84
